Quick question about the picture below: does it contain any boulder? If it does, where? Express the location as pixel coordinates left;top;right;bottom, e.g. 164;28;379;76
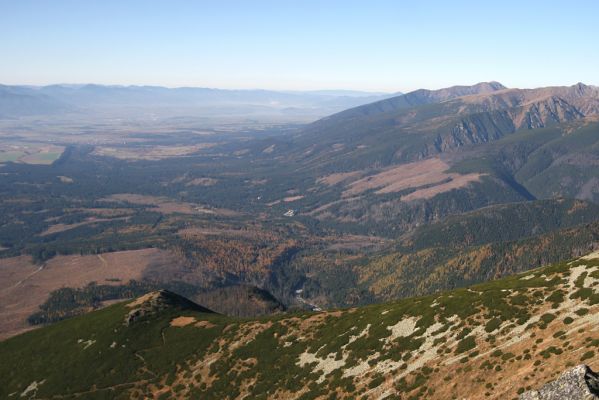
520;365;599;400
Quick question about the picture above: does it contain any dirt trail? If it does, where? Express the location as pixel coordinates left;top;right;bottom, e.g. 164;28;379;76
97;254;108;267
1;263;46;294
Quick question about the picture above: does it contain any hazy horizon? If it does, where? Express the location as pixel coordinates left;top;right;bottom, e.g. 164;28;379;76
2;0;598;92
2;80;596;95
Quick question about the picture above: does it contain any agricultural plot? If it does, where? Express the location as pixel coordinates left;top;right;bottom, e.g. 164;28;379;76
0;144;64;165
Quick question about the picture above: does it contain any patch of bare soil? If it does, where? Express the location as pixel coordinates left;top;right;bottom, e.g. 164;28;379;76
0;248;177;340
283;195;304;202
170;316;196;327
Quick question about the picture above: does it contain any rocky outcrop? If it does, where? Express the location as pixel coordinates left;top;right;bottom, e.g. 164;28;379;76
520;365;599;400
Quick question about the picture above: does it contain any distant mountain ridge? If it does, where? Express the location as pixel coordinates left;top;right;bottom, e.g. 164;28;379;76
0;83;395;120
0;85;72;118
289;82;599;170
321;81;507;119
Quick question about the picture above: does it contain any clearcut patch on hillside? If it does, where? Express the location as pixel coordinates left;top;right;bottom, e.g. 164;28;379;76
337;157;484;200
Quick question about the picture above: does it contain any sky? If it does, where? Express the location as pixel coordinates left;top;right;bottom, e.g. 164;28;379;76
1;0;598;92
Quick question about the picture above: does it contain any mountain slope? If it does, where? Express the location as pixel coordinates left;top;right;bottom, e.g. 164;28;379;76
319;81;506;119
291;83;599;169
1;252;598;399
274;118;599;234
0;85;70;118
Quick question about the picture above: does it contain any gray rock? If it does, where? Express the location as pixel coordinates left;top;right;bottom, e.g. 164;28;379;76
520;365;599;400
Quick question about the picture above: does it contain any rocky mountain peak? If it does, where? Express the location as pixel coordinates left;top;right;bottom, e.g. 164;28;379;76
477;81;507;91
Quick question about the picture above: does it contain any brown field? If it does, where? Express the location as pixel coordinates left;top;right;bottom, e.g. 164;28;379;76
0;248;177;340
103;193;239;216
342;157;484;199
92;143;218;160
0;143;64;165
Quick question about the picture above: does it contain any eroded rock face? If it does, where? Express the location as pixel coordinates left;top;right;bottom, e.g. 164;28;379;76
520;365;599;400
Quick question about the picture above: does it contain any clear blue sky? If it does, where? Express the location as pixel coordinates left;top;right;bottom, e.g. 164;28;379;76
1;0;597;92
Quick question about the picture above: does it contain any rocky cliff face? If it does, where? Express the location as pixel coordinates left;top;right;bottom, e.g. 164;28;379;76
432;89;593;153
520;365;599;400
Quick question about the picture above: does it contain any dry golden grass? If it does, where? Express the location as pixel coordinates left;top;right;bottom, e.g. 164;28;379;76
0;248;177;340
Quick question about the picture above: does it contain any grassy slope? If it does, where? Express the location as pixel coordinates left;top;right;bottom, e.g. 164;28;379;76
1;253;599;399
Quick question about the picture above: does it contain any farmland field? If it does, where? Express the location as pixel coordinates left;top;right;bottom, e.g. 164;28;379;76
0;144;64;165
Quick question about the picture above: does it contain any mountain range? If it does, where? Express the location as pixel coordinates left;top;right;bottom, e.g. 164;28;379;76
0;84;395;120
242;81;599;233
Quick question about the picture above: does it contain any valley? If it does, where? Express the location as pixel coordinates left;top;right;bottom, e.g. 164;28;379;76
4;1;599;398
1;82;599;344
0;81;598;400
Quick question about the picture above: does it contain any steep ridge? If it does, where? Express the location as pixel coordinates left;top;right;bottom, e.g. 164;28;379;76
1;252;598;399
294;83;599;168
319;81;506;119
285;113;599;234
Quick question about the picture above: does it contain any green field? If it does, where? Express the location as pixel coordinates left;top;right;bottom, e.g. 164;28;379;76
0;151;25;162
20;151;63;164
0;146;64;165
